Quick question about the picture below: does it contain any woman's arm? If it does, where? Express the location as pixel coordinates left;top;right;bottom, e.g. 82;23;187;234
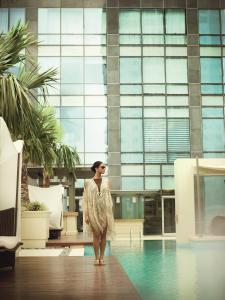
83;180;89;224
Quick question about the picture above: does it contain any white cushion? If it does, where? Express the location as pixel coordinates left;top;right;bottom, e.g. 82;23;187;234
28;185;64;229
0;236;20;250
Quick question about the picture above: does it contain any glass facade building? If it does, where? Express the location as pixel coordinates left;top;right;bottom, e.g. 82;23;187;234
0;0;225;226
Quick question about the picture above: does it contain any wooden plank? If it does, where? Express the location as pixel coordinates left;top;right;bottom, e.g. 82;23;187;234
0;256;140;299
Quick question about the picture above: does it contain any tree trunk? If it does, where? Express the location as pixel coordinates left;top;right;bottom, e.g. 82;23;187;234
21;161;29;203
43;169;50;187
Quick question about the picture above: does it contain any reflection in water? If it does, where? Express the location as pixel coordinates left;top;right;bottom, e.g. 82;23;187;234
109;240;225;300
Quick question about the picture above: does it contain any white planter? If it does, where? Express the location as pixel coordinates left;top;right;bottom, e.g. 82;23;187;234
21;211;51;248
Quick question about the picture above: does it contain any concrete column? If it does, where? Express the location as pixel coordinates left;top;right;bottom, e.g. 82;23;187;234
106;4;121;190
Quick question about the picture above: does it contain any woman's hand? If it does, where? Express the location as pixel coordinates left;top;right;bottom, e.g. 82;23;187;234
85;216;89;224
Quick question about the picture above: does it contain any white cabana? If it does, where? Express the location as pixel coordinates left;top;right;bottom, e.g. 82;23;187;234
28;185;64;230
175;158;225;244
0;117;23;268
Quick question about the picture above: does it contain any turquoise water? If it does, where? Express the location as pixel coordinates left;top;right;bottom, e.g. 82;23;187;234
85;240;225;300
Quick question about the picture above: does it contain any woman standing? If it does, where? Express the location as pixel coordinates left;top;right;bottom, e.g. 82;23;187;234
83;161;115;265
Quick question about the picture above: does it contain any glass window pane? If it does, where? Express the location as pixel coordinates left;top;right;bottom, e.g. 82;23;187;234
120;35;141;45
142;9;163;34
162;177;174;189
39;35;61;45
144;119;166;151
143;85;165;94
201;96;223;106
38;46;60;56
143;58;165;83
120;58;141;83
143;47;164;56
85;35;106;45
38;8;60;34
61;107;84;118
61;84;83;95
119;10;140;34
10;8;25;27
85;46;106;56
201;84;223;94
121;165;144;176
61;119;84;152
202;108;223;118
85;57;106;84
85;153;108;165
166;59;187;83
201;58;222;83
166;47;187;56
203;119;225;151
85;107;107;118
144;108;166;118
166;9;185;34
38;57;60;73
85;96;107;106
168;119;190;152
200;35;221;45
165;35;187;45
120;85;142;94
222;10;225;34
200;47;221;57
121;153;143;163
145;165;160;175
84;84;106;95
199;10;220;34
145;177;161;190
145;153;167;163
61;57;83;83
0;8;8;32
62;35;83;45
121;108;142;118
167;108;189;118
144;96;165;106
122;177;144;190
61;46;83;56
143;35;164;45
162;165;174;175
167;96;188;106
85;119;107;152
120;96;142;106
121;119;143;152
84;9;106;34
61;96;84;106
120;47;141;56
61;8;83;34
167;85;188;94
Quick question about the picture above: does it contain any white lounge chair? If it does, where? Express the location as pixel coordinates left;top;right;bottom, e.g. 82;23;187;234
0;118;23;269
28;185;64;239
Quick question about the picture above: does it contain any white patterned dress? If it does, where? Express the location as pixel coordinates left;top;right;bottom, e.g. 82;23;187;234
82;177;115;238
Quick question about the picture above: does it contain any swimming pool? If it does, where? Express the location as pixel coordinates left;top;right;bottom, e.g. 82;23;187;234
85;240;225;300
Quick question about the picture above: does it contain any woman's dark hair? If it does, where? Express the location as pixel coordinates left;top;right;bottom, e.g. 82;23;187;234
91;161;103;173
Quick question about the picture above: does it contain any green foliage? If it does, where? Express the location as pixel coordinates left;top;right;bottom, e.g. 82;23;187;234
23;200;47;211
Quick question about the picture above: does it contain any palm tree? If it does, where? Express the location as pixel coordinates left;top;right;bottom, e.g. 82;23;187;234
0;23;80;202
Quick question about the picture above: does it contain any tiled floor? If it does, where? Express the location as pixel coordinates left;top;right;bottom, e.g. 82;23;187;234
18;246;84;257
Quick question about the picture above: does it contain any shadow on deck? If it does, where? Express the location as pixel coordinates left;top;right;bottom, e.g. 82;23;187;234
0;256;140;299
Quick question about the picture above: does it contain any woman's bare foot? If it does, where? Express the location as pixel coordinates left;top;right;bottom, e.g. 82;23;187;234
99;258;105;265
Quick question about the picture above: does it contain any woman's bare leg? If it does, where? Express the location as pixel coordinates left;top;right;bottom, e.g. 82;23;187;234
93;230;100;260
100;227;107;260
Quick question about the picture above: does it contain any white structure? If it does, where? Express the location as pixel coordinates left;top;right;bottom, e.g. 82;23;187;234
28;185;64;230
0;118;23;268
175;158;225;244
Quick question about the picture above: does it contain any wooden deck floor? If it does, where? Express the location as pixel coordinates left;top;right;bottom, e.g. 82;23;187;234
0;256;140;300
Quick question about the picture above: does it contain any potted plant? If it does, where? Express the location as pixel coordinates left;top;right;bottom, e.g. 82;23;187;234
21;201;51;248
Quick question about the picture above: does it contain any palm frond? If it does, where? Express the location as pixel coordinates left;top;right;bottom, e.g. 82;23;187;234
54;144;80;171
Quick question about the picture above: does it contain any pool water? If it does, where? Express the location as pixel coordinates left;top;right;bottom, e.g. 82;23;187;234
85;240;225;300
